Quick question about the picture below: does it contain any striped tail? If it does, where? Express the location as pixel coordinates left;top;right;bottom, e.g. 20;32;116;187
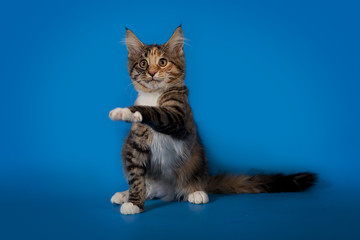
206;172;317;194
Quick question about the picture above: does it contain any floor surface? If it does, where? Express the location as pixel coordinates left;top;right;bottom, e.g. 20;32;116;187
1;177;359;240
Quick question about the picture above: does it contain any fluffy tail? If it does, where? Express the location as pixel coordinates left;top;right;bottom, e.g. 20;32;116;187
206;172;317;194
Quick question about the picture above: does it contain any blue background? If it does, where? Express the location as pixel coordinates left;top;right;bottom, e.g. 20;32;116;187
1;0;359;239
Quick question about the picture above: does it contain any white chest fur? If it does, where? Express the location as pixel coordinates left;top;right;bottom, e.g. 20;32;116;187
134;91;188;199
135;91;161;107
150;131;186;178
134;92;187;179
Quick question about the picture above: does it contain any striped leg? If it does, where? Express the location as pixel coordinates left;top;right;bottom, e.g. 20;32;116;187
128;105;188;139
175;143;209;203
120;127;150;215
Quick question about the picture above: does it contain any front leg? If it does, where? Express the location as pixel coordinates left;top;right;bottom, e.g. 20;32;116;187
121;175;146;215
120;130;150;215
128;105;188;139
109;107;142;123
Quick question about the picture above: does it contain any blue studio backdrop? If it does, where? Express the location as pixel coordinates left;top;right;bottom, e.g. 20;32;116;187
1;1;359;239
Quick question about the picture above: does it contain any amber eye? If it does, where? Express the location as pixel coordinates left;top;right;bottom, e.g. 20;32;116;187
158;58;168;67
139;59;148;69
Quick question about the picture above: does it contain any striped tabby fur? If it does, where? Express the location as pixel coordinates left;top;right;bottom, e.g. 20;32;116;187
109;26;316;215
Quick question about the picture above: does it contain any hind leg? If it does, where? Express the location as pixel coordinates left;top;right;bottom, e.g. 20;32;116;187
188;191;209;204
111;190;129;205
176;143;210;204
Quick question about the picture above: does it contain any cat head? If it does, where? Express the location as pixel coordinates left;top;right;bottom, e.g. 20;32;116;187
125;26;185;92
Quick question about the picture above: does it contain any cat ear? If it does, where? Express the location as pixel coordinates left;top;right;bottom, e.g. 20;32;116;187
165;26;184;55
125;28;144;56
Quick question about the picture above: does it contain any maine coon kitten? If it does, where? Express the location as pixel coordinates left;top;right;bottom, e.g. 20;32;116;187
109;26;316;215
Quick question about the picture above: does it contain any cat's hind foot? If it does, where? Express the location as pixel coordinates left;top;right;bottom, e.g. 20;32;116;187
110;190;129;205
188;191;209;204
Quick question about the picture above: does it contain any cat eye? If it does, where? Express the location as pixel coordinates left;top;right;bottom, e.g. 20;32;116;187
158;58;168;67
139;59;148;69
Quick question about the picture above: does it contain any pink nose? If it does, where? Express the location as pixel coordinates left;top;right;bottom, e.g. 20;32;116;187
149;70;157;76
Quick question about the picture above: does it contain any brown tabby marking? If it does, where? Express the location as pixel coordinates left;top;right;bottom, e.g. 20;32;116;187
110;26;317;214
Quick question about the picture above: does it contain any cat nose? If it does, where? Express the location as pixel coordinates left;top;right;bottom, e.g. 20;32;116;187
149;70;157;76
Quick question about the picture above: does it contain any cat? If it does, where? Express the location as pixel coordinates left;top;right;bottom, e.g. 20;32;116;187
109;26;316;215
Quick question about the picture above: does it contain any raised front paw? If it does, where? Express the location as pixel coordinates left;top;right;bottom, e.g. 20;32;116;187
109;108;142;123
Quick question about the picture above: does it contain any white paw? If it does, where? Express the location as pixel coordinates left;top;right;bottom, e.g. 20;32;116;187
120;202;141;215
188;191;209;204
109;108;142;123
111;190;129;205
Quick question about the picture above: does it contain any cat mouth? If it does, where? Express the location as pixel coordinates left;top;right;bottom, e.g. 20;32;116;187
144;78;161;83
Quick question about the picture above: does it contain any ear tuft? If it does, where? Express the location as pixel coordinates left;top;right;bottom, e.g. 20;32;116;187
165;26;184;55
125;29;144;56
